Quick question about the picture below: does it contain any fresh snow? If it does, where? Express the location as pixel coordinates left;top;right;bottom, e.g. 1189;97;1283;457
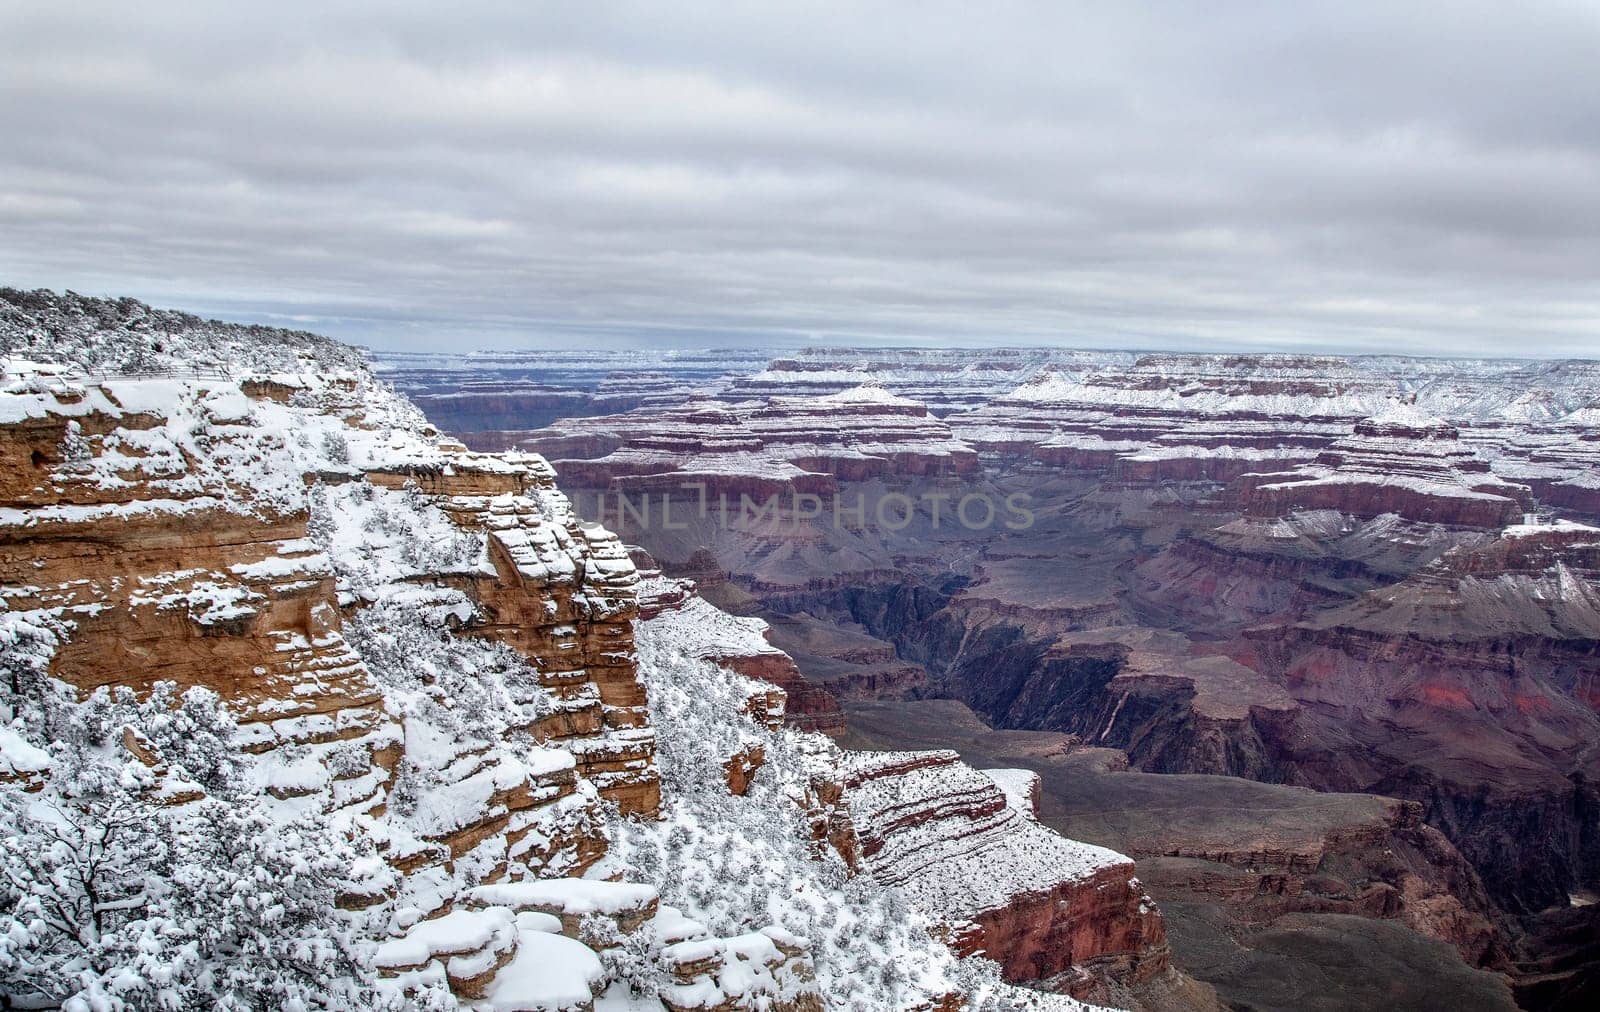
467;878;659;917
483;928;605;1011
1;291;1124;1012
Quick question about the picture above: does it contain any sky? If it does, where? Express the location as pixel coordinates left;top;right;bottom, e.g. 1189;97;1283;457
2;1;1598;356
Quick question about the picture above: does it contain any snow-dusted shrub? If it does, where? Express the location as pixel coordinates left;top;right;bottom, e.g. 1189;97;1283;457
160;801;382;1010
0;751;385;1011
314;482;486;600
614;632;971;1009
579;912;660;997
343;598;550;748
77;682;240;795
0;288;367;377
1;613;61;701
320;431;351;465
385;757;424;818
59;420;91;464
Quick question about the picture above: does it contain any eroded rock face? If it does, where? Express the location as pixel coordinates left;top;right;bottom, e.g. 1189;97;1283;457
1246;520;1600;912
0;363;663;880
1235;408;1530;529
0;328;819;1010
9;293;1218;1011
376;338;1600;1007
828;749;1168;993
520;384;978;499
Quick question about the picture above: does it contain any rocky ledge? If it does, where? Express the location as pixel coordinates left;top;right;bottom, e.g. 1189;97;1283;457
831;750;1169;995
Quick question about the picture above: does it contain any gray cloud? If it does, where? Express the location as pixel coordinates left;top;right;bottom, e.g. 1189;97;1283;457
2;0;1598;355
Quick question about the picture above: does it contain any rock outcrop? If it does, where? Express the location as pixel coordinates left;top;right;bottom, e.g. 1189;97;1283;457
832;750;1168;994
842;699;1517;1010
1235;406;1531;529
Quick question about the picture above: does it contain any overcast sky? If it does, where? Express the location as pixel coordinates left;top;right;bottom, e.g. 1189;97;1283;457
2;1;1598;355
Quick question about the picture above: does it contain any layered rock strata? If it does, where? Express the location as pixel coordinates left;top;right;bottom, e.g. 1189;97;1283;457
521;384;977;499
834;749;1168;994
2;290;1179;1011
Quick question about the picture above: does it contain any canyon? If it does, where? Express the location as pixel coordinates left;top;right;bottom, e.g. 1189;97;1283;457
5;289;1596;1009
2;289;1196;1012
375;344;1600;1011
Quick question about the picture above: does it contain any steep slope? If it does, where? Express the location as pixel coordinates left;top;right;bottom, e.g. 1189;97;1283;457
1251;521;1600;912
0;288;1163;1011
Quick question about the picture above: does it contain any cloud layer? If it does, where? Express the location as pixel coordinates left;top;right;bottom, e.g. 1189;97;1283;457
2;1;1597;354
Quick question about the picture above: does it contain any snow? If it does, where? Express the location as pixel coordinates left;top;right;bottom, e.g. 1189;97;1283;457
649;905;710;944
482;928;603;1011
643;593;785;660
980;768;1039;817
0;724;50;777
1256;471;1515;503
467;878;659;918
261;757;332;796
1504;519;1600;539
815;383;922;407
374;907;517;968
843;751;1126;923
1367;398;1448;428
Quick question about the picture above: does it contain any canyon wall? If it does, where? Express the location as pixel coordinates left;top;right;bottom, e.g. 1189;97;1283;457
471;347;1600;1009
1;289;1179;1012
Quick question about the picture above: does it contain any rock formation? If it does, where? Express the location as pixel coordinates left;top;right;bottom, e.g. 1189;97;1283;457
2;288;1173;1012
422;343;1600;1009
832;749;1168;994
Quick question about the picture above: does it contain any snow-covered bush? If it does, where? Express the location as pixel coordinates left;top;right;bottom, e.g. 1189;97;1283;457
321;431;351;465
613;631;969;1009
0;751;384;1011
342;598;551;748
76;682;241;795
313;482;486;600
580;912;660;997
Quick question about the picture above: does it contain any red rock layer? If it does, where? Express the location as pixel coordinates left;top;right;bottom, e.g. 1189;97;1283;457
829;749;1169;990
518;387;977;499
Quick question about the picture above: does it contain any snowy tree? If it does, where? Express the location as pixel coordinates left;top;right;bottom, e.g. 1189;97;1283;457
158;801;383;1010
77;682;241;795
320;431;351;465
0;760;171;1007
0;676;388;1012
0;764;386;1010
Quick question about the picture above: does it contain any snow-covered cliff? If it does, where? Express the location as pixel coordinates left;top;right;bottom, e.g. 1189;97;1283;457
0;289;1153;1011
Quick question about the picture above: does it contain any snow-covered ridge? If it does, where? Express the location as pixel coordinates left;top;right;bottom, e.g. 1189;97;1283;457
1;286;367;377
996;354;1600;424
